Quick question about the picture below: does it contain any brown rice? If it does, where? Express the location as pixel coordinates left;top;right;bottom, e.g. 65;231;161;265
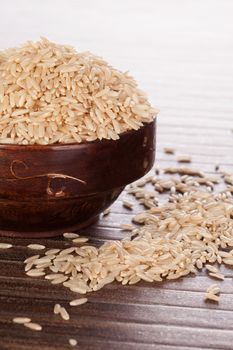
27;244;45;250
24;167;233;303
0;38;157;145
69;298;88;306
24;322;42;331
0;243;12;249
13;317;31;324
69;339;78;346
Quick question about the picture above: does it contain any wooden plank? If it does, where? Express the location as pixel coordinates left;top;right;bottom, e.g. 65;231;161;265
2;318;233;349
2;294;233;332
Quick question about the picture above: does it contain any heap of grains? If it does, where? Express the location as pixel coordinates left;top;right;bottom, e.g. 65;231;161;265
0;37;157;145
24;167;233;297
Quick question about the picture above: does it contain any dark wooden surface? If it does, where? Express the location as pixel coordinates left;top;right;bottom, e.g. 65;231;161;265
0;0;233;349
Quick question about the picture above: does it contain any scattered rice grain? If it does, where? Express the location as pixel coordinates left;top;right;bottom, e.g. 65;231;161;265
69;339;78;346
59;306;70;321
69;298;88;306
54;304;61;314
123;200;133;210
103;208;111;216
164;147;175;154
63;233;80;239
27;244;45;250
13;317;31;324
205;293;220;302
24;322;42;331
72;237;89;244
176;155;192;163
0;243;12;249
208;272;225;281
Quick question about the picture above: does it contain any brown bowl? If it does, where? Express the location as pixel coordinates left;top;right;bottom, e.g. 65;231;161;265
0;119;156;237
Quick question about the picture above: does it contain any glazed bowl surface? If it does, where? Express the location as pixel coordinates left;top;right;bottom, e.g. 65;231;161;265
0;119;156;237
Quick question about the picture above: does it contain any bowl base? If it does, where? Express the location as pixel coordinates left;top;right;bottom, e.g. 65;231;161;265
0;215;99;238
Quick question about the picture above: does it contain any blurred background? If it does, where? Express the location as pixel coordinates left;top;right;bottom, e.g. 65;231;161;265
0;0;232;169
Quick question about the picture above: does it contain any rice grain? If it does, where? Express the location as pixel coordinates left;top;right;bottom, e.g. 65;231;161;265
164;147;175;154
27;244;45;250
63;233;80;239
24;322;42;331
123;200;133;210
72;237;89;244
176;155;192;163
69;339;77;346
205;293;220;302
208;272;225;281
0;243;12;249
13;317;31;324
103;208;111;216
69;298;88;306
54;304;61;314
59;307;70;321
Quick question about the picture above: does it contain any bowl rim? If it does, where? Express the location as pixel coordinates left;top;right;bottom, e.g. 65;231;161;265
0;119;156;151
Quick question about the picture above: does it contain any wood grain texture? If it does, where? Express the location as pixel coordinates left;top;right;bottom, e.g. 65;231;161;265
0;0;233;349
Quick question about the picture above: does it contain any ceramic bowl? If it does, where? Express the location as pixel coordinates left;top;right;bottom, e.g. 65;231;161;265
0;119;156;237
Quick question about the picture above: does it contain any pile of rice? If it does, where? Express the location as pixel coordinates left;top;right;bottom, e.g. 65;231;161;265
0;37;157;145
24;168;233;294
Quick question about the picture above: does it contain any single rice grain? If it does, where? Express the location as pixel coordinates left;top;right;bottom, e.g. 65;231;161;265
63;233;80;239
69;298;88;306
72;237;89;244
59;307;70;321
24;322;42;331
164;147;175;154
13;317;31;324
69;339;78;346
123;200;133;210
103;208;111;216
27;244;45;250
176;155;192;163
0;243;12;249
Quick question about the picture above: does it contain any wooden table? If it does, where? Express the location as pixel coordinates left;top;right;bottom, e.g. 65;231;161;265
0;0;233;349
